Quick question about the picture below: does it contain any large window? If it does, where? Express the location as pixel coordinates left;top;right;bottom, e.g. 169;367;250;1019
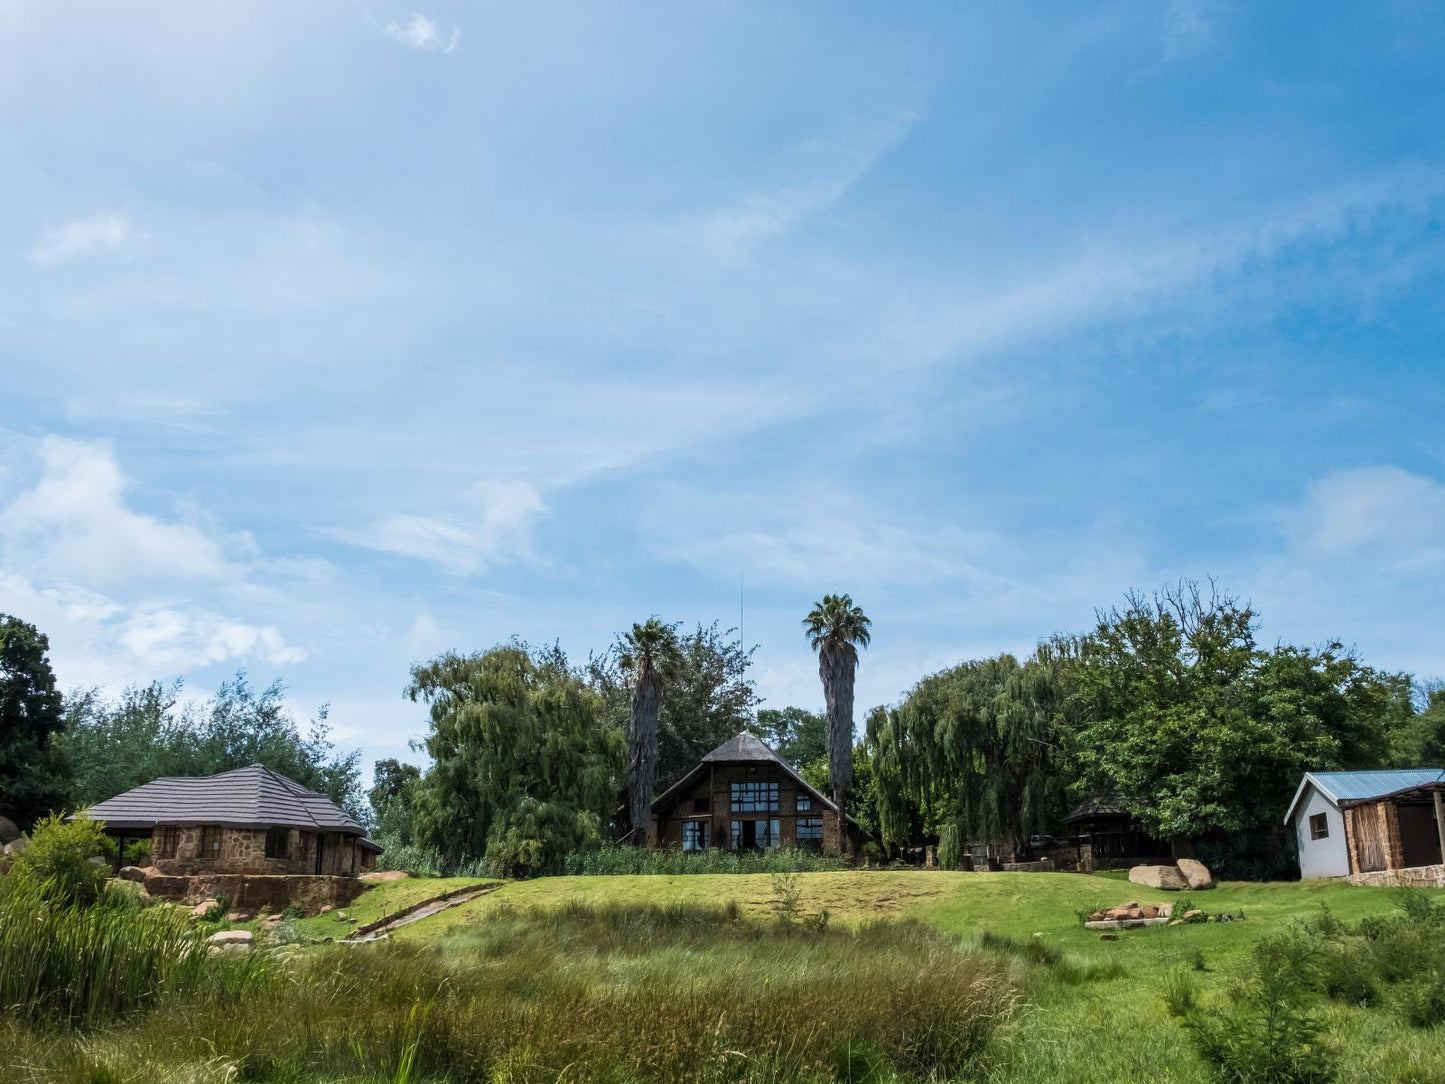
154;826;179;859
1309;813;1329;841
265;827;290;859
796;817;824;851
682;821;710;852
199;825;223;861
731;819;781;850
731;781;778;813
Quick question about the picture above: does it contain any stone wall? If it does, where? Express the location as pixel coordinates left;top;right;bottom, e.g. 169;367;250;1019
1346;863;1445;889
141;870;367;911
146;824;371;877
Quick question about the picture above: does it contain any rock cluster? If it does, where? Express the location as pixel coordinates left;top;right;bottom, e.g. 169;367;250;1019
1083;900;1173;930
1128;859;1213;891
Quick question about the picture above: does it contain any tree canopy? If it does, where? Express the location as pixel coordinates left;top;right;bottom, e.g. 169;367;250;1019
0;614;69;828
754;706;826;767
63;673;364;818
408;643;625;876
1074;582;1405;845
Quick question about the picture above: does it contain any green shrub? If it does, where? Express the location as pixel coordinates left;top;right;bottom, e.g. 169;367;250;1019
10;812;111;906
560;843;846;875
1396;974;1445;1030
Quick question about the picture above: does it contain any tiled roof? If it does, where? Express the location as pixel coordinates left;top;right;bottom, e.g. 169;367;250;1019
82;764;368;835
1283;768;1445;824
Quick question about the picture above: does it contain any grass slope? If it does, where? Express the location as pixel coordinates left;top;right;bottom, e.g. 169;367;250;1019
293;876;489;940
394;870;1445;1083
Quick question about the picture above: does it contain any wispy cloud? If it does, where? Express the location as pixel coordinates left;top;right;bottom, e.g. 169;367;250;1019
1162;0;1215;61
1289;465;1445;569
384;13;460;54
30;213;141;266
335;480;545;573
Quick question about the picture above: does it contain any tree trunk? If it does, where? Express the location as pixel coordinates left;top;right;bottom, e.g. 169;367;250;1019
628;669;662;845
820;644;856;850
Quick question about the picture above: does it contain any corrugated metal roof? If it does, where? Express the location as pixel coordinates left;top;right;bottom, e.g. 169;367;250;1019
1284;768;1445;825
1310;769;1445;803
82;764;367;835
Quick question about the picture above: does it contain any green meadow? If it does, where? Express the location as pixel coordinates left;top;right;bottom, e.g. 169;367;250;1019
4;870;1443;1084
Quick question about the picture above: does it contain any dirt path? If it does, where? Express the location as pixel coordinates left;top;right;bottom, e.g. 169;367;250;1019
344;882;502;941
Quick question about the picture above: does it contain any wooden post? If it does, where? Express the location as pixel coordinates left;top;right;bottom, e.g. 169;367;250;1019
1433;790;1445;867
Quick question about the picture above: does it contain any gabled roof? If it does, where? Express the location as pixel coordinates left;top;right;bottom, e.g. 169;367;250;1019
1283;769;1445;825
1062;794;1131;824
82;764;370;837
652;731;842;816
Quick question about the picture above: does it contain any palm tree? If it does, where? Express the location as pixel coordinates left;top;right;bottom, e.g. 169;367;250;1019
803;594;871;827
619;617;682;844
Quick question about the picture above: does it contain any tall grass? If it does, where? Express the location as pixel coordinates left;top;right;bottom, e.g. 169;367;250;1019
0;873;216;1026
6;899;1017;1083
561;843;846;875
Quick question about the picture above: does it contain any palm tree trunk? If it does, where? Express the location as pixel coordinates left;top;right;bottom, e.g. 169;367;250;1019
819;644;855;848
628;670;662;844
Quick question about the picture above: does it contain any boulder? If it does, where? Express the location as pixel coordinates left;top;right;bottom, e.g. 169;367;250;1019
226;911;254;923
0;815;19;845
191;898;220;918
207;930;253;951
4;838;28;855
107;878;151;905
117;865;149;883
1177;858;1214;891
1128;864;1187;891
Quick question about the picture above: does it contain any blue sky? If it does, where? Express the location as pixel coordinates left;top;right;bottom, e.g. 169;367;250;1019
2;1;1443;775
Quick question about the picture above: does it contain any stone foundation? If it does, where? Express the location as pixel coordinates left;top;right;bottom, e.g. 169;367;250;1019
141;870;367;912
1346;864;1445;889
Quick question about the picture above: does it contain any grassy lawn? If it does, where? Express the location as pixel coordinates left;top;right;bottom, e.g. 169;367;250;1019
291;875;493;940
390;869;1445;1083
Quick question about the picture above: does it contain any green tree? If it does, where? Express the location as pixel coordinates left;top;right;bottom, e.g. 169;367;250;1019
754;706;826;766
1391;683;1445;765
868;640;1078;862
803;595;871;825
408;643;625;875
368;758;422;846
10;813;109;907
1075;581;1401;848
0;614;68;828
63;673;363;818
588;622;760;790
618;618;683;841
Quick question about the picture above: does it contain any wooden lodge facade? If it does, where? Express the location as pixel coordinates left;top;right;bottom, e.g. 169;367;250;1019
649;733;863;856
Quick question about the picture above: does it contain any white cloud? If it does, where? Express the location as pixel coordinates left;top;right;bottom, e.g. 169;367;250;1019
30;213;140;266
383;13;460;54
1162;0;1214;61
337;480;545;573
2;437;232;586
1290;466;1445;568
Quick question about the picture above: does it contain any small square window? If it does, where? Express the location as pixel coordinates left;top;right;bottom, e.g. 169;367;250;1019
1308;813;1329;841
265;827;290;859
796;793;812;811
154;826;179;859
693;796;711;814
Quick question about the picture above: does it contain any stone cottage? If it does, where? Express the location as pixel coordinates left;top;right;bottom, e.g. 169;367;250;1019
82;764;382;911
649;732;864;856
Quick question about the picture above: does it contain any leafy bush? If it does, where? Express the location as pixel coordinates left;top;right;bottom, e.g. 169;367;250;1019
1186;933;1338;1084
10;812;110;906
1395;974;1445;1030
561;843;846;875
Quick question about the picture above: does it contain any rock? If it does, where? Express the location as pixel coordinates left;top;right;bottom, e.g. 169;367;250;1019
107;878;150;904
3;838;27;855
226;911;254;923
359;870;408;884
0;815;19;845
1177;858;1213;891
1128;864;1188;891
336;910;348;920
1099;933;1118;941
117;865;148;883
1158;903;1174;919
320;905;332;915
87;856;109;867
207;929;253;947
264;914;284;925
1169;918;1185;926
191;898;219;918
1183;909;1204;922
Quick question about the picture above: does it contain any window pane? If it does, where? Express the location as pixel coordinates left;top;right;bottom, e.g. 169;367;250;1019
729;781;779;812
796;794;811;811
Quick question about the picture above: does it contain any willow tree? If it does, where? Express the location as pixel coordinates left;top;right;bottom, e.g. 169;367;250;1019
803;594;871;820
408;643;624;875
619;618;682;843
869;639;1078;865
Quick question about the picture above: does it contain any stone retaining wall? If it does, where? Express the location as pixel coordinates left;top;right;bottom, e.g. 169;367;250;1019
1345;864;1445;888
142;871;367;911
